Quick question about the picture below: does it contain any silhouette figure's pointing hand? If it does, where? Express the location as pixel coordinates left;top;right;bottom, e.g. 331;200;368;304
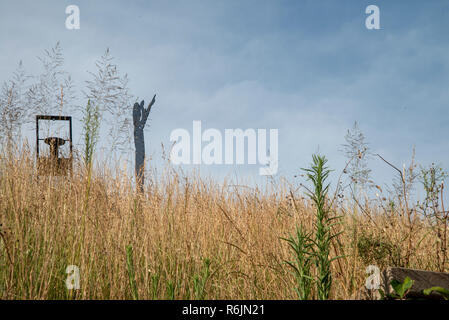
148;94;156;112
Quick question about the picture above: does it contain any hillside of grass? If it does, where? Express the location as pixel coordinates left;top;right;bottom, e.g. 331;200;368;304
0;149;446;300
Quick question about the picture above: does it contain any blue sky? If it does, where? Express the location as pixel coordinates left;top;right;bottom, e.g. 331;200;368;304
1;0;449;194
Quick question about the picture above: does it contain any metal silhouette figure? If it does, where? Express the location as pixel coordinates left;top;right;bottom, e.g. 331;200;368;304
133;94;156;192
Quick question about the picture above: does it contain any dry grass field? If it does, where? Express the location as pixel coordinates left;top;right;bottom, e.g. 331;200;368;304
0;150;447;300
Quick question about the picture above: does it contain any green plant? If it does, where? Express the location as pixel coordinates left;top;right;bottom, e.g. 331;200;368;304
380;278;449;300
193;258;211;300
80;101;99;255
303;154;342;300
82;99;100;168
357;233;402;268
422;286;449;300
282;154;343;300
166;280;175;300
126;245;139;300
150;272;160;300
81;100;100;223
420;164;447;209
281;226;314;300
418;163;448;272
380;276;414;300
390;277;414;299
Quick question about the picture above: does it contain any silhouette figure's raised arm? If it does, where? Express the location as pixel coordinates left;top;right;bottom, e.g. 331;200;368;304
141;94;156;125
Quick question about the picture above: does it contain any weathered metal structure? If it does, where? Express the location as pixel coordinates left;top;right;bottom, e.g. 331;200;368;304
36;115;73;176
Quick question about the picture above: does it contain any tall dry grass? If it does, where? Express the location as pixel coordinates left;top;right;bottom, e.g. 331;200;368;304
0;150;446;299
